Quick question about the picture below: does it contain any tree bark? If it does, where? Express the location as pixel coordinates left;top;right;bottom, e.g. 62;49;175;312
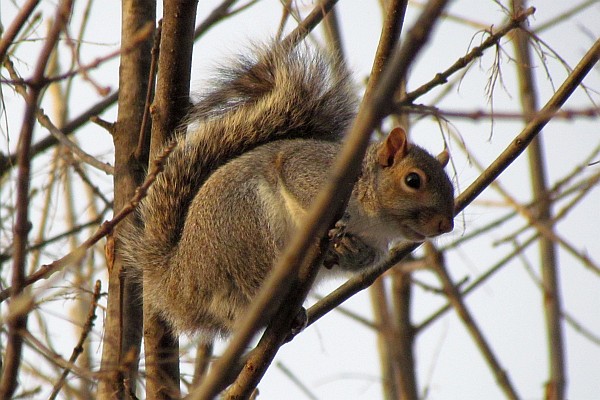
144;1;198;398
97;0;155;398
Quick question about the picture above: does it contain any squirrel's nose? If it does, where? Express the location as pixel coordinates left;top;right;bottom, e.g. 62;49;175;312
437;216;454;234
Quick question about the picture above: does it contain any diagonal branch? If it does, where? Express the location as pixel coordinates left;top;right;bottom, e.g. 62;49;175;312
401;7;535;105
189;1;452;398
307;36;600;331
0;0;41;63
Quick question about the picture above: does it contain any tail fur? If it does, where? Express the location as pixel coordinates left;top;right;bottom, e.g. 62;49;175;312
122;41;357;272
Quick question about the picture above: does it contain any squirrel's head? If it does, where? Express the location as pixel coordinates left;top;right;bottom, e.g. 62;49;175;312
375;127;455;242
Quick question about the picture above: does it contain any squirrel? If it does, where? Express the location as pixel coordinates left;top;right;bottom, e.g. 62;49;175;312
120;41;455;340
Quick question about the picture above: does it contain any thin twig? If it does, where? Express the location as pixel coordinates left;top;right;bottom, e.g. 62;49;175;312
416;169;600;333
3;23;154;88
364;1;410;398
0;141;176;302
0;58;119;177
0;0;41;63
19;329;97;383
370;278;401;399
48;280;102;400
282;0;341;47
408;105;600;121
135;20;161;161
432;256;520;398
275;362;319;400
194;0;237;39
0;0;74;397
4;58;114;174
37;111;114;174
0;212;107;273
400;7;535;105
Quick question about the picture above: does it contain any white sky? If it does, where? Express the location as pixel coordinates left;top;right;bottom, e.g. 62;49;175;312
1;1;599;399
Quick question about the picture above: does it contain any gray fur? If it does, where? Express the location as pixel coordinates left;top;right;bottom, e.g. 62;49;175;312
120;42;455;340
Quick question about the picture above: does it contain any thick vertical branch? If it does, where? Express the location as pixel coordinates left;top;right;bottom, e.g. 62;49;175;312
98;0;155;398
144;1;197;399
510;2;565;398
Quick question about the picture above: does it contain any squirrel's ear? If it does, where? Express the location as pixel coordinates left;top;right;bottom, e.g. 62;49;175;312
436;149;450;168
378;127;408;167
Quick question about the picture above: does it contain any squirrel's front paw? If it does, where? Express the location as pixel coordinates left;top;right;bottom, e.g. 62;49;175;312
334;234;377;270
324;219;377;271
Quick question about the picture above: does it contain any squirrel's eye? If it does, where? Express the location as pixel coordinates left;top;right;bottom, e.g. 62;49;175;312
405;172;421;189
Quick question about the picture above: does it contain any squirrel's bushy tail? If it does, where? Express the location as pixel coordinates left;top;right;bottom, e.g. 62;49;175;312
123;41;357;271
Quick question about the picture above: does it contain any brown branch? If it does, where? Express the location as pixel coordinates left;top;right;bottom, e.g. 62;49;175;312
406;105;600;121
0;0;40;63
194;0;237;39
2;57;115;175
363;0;408;104
37;111;115;174
453;38;600;218
534;0;598;33
142;1;198;398
417;170;600;333
97;1;156;398
448;122;600;276
0;212;108;273
417;233;538;333
20;329;97;383
432;249;520;399
192;342;213;386
275;362;319;400
392;267;419;400
135;20;161;161
70;158;113;206
365;1;410;398
222;244;325;399
516;239;600;347
322;6;346;60
0;1;74;397
194;0;263;41
2;22;154;88
400;7;535;105
282;0;341;47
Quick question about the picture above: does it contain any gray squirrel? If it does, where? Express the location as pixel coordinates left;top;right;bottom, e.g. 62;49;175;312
121;41;455;340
